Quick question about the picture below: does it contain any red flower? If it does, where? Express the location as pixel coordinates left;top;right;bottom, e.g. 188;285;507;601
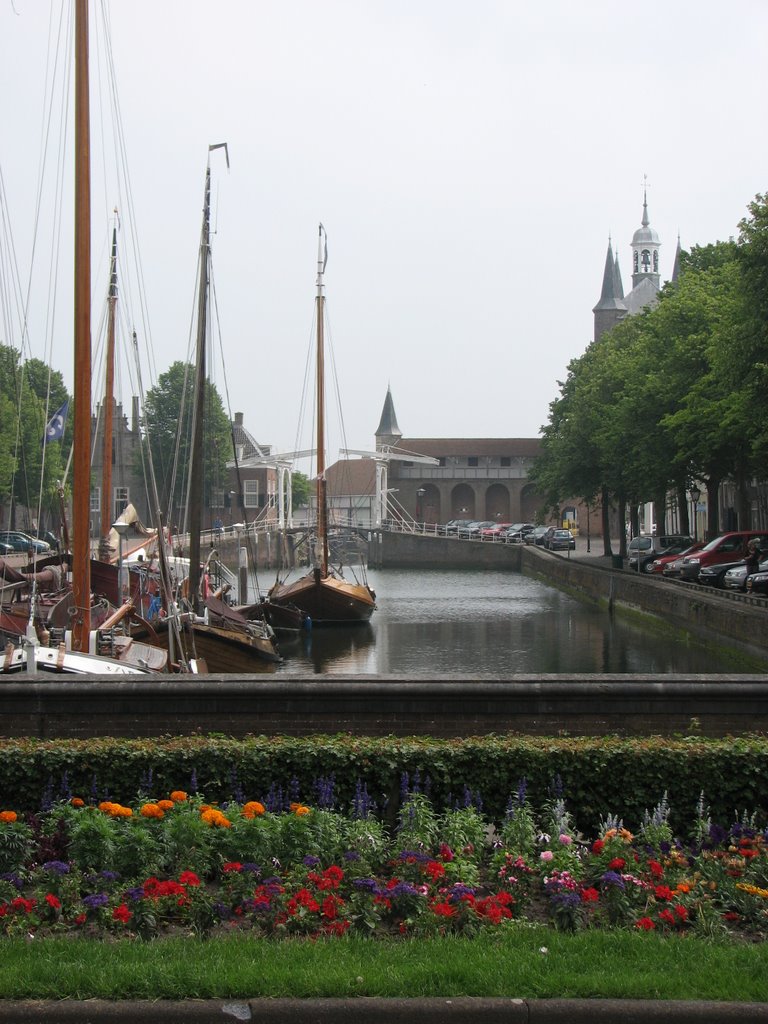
425;860;446;882
45;893;61;910
636;917;656;930
222;862;242;873
439;844;454;862
673;904;688;921
431;901;456;917
608;858;625;871
11;897;35;914
580;887;599;903
654;885;674;901
591;840;605;855
322;896;338;920
659;908;676;927
74;913;87;926
113;903;132;923
179;871;201;887
647;860;663;879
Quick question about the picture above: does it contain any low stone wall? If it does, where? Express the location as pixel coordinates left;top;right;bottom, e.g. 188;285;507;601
376;532;523;569
521;546;768;658
1;675;767;739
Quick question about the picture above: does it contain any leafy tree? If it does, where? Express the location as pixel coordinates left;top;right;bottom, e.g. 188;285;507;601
141;361;230;526
291;471;311;509
0;344;69;526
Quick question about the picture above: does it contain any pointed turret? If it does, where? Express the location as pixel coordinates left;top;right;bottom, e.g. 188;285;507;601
631;186;661;289
671;233;682;285
375;386;402;450
593;237;627;342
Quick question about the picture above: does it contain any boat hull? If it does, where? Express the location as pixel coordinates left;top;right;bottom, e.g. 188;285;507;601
269;571;376;625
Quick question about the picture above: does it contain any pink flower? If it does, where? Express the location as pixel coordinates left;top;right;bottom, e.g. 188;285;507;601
558;834;572;845
540;850;554;862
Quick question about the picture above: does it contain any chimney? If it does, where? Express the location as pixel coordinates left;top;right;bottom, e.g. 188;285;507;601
234;412;244;427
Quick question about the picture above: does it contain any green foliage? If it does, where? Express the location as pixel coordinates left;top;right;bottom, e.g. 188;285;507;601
291;471;312;508
141;361;230;523
2;734;768;836
0;819;33;874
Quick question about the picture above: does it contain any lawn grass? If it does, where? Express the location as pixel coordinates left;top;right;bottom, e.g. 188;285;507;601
1;928;767;1002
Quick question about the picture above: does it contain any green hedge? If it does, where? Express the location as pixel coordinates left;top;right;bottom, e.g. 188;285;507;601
1;733;767;831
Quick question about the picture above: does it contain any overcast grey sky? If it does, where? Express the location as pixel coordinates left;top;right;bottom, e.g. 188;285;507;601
2;1;767;465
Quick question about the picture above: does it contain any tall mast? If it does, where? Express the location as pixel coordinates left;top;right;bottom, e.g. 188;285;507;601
186;163;211;611
98;224;118;560
71;0;91;651
315;224;328;577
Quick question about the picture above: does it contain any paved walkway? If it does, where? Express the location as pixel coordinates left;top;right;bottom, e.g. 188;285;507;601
1;998;767;1022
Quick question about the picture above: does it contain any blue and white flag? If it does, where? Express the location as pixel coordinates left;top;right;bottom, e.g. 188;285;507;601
43;401;68;444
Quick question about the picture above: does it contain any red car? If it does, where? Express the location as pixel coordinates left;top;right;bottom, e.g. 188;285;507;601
647;541;704;575
480;523;512;541
677;531;768;582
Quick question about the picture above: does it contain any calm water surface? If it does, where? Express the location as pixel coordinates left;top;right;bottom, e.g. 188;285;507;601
265;568;760;676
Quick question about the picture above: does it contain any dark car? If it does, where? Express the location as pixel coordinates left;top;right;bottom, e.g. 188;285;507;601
444;519;473;535
698;559;749;588
0;540;13;556
627;534;693;572
0;530;52;554
678;532;768;582
528;526;551;546
504;523;535;544
545;528;575;551
746;568;768;597
31;528;60;551
460;520;495;539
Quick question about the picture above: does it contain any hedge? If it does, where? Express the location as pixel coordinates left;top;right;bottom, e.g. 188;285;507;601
1;733;767;831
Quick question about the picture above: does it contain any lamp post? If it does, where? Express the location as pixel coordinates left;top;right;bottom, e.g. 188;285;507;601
416;488;426;527
112;520;130;604
689;485;701;542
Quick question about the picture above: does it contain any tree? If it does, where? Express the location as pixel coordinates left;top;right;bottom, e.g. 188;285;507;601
291;471;311;509
142;361;230;526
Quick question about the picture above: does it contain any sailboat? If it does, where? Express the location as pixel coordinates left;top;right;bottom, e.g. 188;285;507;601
137;148;281;672
268;226;377;625
0;0;151;675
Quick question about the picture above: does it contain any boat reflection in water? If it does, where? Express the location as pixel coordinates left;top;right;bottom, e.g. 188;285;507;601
268;568;759;677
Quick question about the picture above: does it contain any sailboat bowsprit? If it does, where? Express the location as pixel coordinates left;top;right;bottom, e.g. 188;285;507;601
268;226;376;625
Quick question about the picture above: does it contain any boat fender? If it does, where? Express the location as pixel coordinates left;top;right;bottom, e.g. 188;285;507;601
305;616;312;631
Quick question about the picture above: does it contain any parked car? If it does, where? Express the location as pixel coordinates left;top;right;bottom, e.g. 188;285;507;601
646;541;704;575
460;520;495;538
677;531;768;583
0;540;13;556
746;567;768;597
698;559;749;588
30;528;60;551
503;523;535;544
444;519;473;535
723;557;768;592
545;528;576;551
480;523;512;541
627;534;693;572
0;530;52;554
527;526;551;546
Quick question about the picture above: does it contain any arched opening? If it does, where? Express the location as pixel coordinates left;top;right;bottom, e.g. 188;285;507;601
420;484;441;525
485;483;510;522
451;484;475;520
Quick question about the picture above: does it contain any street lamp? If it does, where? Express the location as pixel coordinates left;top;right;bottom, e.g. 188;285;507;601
112;520;130;604
416;488;426;526
689;485;701;542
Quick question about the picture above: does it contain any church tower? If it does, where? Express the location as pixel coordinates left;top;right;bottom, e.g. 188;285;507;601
375;386;402;451
631;187;661;290
592;237;627;342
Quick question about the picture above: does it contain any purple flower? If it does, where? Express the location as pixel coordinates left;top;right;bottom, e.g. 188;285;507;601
353;878;380;893
600;871;625;890
303;855;321;868
213;902;231;920
82;892;109;910
42;861;70;875
343;850;361;862
125;887;145;902
0;873;24;890
388;881;420;899
240;863;261;874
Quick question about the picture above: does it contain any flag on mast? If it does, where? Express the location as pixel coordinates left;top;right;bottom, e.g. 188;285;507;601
43;401;69;444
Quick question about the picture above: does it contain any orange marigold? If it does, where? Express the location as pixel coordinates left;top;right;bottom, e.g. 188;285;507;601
157;800;174;811
140;803;165;819
200;808;231;828
294;805;311;817
170;791;187;803
0;810;18;824
243;801;265;818
70;797;84;808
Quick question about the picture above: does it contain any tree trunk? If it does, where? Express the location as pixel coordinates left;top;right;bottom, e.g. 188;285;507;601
705;477;721;540
601;487;613;556
677;483;690;536
618;495;628;557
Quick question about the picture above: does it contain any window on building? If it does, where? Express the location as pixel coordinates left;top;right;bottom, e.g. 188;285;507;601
467;457;478;467
501;457;511;467
438;457;446;467
90;487;100;512
244;479;259;508
114;487;129;520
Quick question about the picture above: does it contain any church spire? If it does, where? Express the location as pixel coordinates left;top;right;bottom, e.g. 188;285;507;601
592;236;626;342
375;385;402;450
631;178;661;289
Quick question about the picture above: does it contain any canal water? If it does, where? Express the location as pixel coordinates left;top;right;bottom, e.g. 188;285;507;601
262;568;759;676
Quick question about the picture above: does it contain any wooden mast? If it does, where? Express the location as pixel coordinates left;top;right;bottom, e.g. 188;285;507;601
315;224;328;578
186;163;211;612
71;0;91;651
98;224;118;561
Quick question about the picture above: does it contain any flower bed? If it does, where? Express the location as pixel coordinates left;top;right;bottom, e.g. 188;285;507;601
1;780;767;941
